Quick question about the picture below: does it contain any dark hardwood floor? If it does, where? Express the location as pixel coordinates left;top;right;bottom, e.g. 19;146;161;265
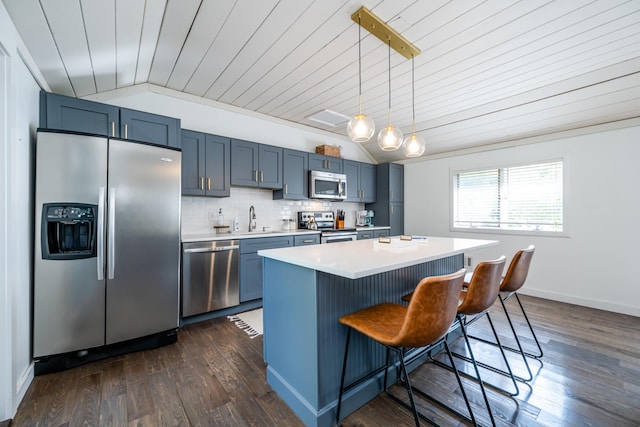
11;295;640;426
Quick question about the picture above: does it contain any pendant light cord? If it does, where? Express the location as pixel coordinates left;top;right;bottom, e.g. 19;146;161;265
411;55;415;135
387;38;392;125
357;15;362;114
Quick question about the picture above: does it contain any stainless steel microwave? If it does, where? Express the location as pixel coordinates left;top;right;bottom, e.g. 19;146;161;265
309;170;347;201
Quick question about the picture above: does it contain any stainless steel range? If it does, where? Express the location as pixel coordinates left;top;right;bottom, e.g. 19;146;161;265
298;211;358;243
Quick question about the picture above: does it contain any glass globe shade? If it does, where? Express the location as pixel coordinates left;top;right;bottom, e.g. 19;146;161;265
347;114;375;142
377;125;403;151
403;133;426;157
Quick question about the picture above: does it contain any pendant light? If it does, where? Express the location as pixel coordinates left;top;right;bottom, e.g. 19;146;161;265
347;14;375;142
377;38;403;151
403;55;426;157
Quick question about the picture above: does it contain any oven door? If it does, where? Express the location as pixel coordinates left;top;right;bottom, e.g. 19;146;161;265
321;232;357;244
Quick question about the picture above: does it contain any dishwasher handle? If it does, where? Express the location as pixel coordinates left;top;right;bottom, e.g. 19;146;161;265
183;245;239;254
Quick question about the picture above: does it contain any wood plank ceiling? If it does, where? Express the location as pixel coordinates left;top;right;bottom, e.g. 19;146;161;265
3;0;640;162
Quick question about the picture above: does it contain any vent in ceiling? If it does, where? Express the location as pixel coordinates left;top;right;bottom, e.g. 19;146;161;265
306;110;350;127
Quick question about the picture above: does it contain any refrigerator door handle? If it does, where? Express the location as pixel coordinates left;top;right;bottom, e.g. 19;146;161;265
97;187;106;280
108;187;116;279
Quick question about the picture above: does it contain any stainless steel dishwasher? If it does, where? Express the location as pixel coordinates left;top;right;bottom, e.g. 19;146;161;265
181;240;239;317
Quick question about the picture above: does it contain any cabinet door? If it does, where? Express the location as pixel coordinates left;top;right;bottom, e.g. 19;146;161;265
43;92;119;137
294;234;320;246
120;108;181;147
258;144;283;189
389;163;404;202
231;139;260;187
181;130;206;196
389;202;404;236
275;149;308;200
343;160;360;201
360;163;376;203
309;154;343;173
373;229;390;238
240;253;263;302
357;230;374;240
204;134;231;197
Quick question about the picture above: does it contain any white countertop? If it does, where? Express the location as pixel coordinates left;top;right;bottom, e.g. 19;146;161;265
258;236;498;279
182;226;390;242
181;229;320;243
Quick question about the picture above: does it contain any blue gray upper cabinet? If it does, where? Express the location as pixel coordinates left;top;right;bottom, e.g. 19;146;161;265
181;130;230;197
120;108;180;148
308;153;343;173
344;160;376;203
273;148;308;200
41;91;119;137
365;163;404;236
40;91;180;147
231;139;282;189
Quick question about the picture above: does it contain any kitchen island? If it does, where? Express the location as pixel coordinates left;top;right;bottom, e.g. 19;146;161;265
258;236;498;427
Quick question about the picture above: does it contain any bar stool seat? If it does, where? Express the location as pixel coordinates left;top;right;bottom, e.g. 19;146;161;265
336;269;474;427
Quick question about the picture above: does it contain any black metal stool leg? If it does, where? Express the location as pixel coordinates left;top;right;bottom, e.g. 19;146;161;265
336;328;352;426
512;293;544;358
459;316;496;427
398;348;421;427
500;297;534;381
444;340;478;427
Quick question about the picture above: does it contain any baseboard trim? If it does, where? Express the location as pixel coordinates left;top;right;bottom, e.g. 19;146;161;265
520;288;640;317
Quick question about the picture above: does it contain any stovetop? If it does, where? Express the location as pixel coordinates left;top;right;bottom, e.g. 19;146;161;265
298;211;356;233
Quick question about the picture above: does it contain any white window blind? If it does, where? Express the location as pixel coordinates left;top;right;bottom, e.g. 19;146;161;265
453;160;563;233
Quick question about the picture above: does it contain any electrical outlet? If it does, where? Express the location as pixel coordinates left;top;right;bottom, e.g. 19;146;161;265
208;211;215;221
466;256;473;267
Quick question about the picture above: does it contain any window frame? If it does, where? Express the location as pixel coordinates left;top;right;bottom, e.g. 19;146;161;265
449;158;569;238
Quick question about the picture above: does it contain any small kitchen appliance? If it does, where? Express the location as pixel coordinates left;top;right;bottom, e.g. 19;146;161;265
356;210;374;227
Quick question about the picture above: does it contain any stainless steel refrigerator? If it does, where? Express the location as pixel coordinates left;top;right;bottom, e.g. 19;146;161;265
33;130;181;362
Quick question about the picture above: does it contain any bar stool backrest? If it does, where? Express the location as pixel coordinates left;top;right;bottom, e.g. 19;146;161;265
457;256;506;316
500;245;535;293
393;269;466;348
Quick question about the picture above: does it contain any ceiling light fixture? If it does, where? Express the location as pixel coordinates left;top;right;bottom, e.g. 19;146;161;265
403;55;426;157
347;13;375;142
350;7;421;152
377;38;403;151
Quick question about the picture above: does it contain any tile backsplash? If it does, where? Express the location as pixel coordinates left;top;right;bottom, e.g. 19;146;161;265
181;187;365;234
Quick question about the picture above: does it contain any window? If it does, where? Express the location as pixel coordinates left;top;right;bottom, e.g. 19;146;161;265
452;160;563;233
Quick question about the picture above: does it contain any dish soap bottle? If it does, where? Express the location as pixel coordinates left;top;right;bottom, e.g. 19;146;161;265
217;208;224;226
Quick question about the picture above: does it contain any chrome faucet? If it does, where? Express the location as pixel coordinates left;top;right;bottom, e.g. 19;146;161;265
249;205;257;232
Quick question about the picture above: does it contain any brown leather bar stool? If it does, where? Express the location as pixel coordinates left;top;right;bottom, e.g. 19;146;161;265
335;269;471;427
403;257;507;426
468;245;540;382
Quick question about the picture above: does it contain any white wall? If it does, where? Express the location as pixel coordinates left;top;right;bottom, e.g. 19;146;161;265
404;122;640;317
0;2;43;421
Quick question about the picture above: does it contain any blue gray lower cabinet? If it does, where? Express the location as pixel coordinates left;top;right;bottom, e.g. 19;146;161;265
262;253;463;427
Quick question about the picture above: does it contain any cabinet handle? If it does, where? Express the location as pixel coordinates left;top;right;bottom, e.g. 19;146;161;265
207;177;211;190
327;160;331;170
254;170;258;182
391;205;394;214
124;124;128;139
111;121;115;137
200;177;204;190
285;183;288;194
302;239;314;243
260;170;264;182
